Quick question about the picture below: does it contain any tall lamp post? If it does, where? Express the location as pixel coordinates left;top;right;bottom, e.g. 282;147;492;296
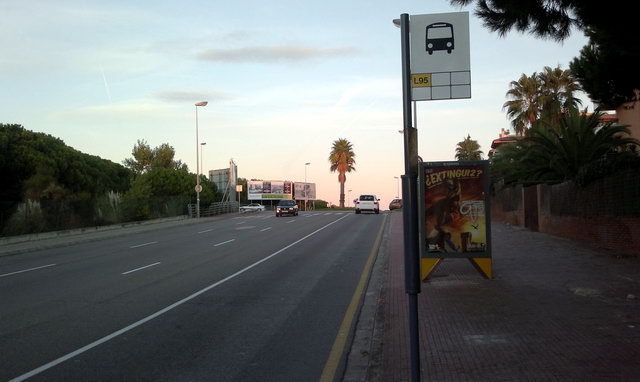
394;176;400;198
348;190;352;207
304;162;310;210
195;101;208;218
200;141;207;184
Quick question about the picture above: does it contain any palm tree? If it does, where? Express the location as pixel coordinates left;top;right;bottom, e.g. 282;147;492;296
492;110;639;186
503;73;541;135
328;138;356;208
455;134;483;160
537;65;582;129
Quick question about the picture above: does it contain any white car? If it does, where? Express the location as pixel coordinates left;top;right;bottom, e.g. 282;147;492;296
239;203;266;213
355;194;380;214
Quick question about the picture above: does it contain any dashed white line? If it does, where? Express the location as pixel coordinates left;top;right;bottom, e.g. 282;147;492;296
9;214;350;382
129;241;158;249
122;262;161;275
0;264;57;278
260;227;272;232
236;222;246;225
286;220;296;223
198;229;213;234
214;239;235;247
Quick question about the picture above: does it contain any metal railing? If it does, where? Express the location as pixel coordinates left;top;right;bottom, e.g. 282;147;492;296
187;201;239;218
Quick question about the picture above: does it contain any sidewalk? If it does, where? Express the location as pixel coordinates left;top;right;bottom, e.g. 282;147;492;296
349;211;640;381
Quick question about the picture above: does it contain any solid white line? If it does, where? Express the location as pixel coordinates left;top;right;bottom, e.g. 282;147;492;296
8;214;350;382
0;264;56;279
129;241;158;249
214;239;235;247
121;262;161;275
260;227;272;232
197;229;213;234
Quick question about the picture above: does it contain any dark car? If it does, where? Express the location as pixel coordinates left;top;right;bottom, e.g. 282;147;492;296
276;199;299;217
389;199;402;210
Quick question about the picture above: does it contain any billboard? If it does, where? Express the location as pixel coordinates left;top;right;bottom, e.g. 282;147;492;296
248;180;293;200
419;161;491;258
294;182;316;201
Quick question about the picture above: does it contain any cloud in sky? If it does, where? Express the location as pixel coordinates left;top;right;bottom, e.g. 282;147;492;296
196;44;359;63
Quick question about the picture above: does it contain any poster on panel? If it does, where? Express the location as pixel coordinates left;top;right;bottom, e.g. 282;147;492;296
420;161;491;258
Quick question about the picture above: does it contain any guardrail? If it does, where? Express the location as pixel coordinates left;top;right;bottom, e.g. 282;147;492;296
187;201;239;218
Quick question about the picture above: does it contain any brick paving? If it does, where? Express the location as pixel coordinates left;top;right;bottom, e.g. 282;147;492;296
371;212;640;381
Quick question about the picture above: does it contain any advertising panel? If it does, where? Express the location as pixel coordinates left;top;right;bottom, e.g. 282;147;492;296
247;180;293;200
294;182;316;200
420;161;491;258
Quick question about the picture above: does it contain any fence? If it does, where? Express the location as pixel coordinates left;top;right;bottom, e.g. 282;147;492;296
187;201;239;218
1;196;241;238
491;168;640;255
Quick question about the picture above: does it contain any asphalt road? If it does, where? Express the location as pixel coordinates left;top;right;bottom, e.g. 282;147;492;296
0;211;387;382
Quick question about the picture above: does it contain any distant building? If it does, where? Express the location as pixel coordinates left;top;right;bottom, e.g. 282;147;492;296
209;159;238;202
488;128;520;158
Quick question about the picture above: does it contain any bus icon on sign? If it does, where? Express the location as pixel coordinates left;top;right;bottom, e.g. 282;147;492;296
425;22;454;55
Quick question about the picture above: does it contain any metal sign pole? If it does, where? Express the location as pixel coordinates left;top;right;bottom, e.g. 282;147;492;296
400;13;421;382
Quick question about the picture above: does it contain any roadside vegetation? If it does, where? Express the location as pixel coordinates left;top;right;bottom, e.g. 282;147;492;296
449;0;640;188
0;124;221;236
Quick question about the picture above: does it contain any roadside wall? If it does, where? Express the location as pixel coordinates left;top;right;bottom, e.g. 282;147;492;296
492;169;640;255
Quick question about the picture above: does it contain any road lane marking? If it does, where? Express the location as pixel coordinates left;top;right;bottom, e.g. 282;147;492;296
260;227;272;232
0;264;57;279
286;220;296;223
236;221;245;225
122;262;161;275
9;214;351;382
129;241;158;249
324;213;332;215
198;229;213;234
214;239;235;247
320;214;388;382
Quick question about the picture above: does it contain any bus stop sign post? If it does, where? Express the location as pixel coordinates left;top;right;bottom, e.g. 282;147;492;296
399;13;422;382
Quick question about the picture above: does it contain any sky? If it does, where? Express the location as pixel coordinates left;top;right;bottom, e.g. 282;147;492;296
1;0;592;207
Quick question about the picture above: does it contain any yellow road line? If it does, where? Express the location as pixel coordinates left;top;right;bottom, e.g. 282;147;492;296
319;214;388;382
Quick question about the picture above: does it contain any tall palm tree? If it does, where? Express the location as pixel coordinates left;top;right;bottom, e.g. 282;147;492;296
455;134;483;160
538;65;582;129
503;73;541;135
328;138;356;208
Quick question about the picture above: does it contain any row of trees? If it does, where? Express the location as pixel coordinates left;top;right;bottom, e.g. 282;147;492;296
446;0;640;187
1;125;222;235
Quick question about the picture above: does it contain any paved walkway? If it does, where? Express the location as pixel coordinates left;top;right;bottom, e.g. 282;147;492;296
347;211;640;381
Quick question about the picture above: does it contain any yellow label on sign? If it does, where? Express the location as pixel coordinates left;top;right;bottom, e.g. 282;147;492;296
411;73;432;88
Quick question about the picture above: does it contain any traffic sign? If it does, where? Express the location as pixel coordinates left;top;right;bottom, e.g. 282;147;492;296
409;12;471;101
195;184;203;193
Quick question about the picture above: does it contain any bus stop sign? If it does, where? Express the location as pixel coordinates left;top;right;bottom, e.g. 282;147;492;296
409;12;471;101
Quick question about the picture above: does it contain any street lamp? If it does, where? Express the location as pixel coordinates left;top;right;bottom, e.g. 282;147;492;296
348;189;352;207
304;162;311;183
200;142;207;182
394;176;400;198
195;101;208;218
304;162;311;210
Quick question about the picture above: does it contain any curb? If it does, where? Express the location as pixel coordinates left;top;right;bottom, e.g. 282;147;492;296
342;212;391;381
